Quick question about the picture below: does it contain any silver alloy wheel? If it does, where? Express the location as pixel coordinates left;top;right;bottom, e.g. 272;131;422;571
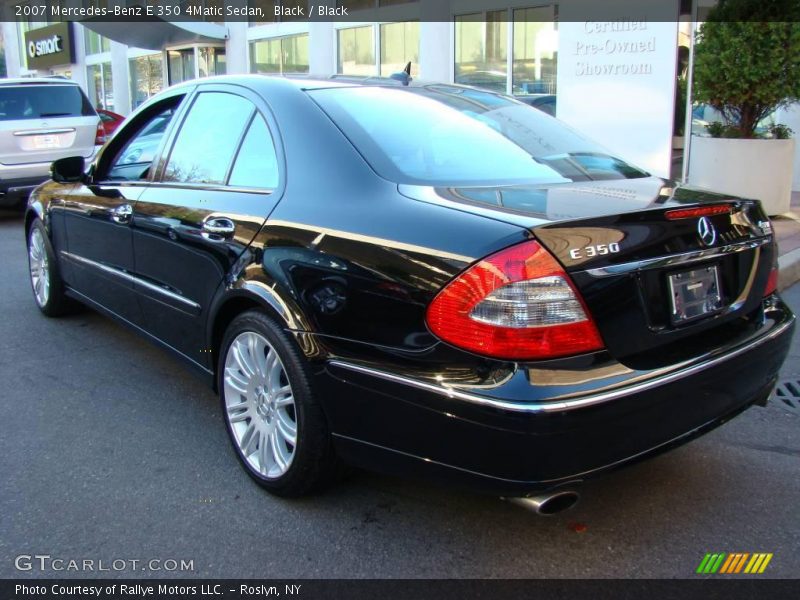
29;228;50;308
223;331;297;478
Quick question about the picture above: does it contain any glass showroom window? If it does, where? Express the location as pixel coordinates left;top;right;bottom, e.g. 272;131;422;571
338;23;420;77
250;35;309;74
129;54;164;110
168;49;196;85
199;47;227;77
380;21;419;77
338;26;375;76
454;12;508;93
455;5;558;96
85;30;111;55
87;62;114;111
512;7;558;94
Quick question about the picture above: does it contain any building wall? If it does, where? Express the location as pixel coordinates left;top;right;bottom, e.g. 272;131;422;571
2;1;691;181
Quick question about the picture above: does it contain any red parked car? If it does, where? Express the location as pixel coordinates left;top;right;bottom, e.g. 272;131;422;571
96;108;124;142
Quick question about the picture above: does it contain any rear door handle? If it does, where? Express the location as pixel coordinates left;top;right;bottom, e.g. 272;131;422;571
202;217;235;240
111;204;132;224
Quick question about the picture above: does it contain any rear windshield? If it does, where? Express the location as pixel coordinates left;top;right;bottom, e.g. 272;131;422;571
0;84;95;122
309;85;649;186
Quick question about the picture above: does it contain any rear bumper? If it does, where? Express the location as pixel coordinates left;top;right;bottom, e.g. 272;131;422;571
321;298;794;495
0;161;52;203
0;175;49;202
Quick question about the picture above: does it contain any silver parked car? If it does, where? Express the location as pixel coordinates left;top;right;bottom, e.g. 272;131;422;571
0;78;100;207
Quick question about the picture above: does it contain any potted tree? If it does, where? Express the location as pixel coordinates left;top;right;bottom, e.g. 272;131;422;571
687;0;800;215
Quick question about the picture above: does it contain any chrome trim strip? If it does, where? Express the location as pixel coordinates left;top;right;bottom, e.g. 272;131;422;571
584;237;770;278
13;128;76;136
61;251;200;310
328;316;794;414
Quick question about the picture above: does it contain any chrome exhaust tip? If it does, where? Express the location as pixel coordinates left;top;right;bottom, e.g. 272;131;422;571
504;490;580;515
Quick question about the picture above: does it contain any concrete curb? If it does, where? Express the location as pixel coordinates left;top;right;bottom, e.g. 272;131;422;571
778;247;800;292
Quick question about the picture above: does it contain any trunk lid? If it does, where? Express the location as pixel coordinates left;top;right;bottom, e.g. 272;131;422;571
400;177;776;366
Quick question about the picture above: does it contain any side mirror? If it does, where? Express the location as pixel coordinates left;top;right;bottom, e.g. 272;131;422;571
51;156;86;183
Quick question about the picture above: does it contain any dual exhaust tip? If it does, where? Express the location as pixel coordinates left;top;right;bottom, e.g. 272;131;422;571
505;490;580;516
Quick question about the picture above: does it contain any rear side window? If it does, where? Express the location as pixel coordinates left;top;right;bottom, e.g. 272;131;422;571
164;92;253;185
0;85;95;121
228;115;279;189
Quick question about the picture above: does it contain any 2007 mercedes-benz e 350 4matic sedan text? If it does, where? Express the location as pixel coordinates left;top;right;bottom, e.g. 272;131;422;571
25;76;794;513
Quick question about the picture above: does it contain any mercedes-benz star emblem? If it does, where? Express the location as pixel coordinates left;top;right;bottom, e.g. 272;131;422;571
697;216;717;247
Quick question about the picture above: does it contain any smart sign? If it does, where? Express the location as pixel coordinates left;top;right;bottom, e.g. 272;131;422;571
24;22;75;70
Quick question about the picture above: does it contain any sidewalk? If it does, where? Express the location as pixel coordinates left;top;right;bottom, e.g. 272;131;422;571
774;191;800;291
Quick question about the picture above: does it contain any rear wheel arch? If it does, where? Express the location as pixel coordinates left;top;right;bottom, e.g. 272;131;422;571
24;204;44;239
208;286;313;390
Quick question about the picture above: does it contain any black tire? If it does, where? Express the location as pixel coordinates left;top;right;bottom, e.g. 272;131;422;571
26;218;72;317
218;309;342;497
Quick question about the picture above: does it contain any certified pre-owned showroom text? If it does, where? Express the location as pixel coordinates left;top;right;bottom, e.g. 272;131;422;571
14;554;194;573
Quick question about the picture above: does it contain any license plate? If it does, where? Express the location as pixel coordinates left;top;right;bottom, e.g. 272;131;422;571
33;135;59;149
667;265;723;325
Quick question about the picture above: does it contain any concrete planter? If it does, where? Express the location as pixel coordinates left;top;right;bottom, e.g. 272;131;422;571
687;136;795;216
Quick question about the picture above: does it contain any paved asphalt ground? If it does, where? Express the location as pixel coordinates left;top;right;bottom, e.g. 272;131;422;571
0;211;798;579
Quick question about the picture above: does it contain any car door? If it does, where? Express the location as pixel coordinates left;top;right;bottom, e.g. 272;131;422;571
131;85;284;369
60;92;188;325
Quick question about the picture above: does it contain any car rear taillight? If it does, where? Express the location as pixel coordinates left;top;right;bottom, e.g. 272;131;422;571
764;254;779;297
426;240;605;360
95;121;106;145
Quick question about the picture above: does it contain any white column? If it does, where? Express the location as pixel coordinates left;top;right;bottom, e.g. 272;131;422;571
2;22;22;78
775;104;800;192
309;21;335;75
419;22;451;81
110;41;131;115
71;24;88;92
226;21;248;74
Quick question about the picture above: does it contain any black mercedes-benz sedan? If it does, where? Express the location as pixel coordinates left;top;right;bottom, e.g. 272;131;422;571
25;75;794;510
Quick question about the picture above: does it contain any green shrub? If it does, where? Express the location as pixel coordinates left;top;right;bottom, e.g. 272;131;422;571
693;0;800;139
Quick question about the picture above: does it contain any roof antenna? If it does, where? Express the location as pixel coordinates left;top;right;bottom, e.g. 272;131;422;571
390;62;413;86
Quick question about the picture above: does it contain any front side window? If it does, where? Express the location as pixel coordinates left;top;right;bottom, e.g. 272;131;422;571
310;85;648;186
229;115;280;189
164;92;254;185
105;103;179;182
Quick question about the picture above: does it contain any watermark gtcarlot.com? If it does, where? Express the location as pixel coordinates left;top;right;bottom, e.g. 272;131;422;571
14;554;194;573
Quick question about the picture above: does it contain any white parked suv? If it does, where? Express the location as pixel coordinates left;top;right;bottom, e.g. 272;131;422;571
0;78;100;207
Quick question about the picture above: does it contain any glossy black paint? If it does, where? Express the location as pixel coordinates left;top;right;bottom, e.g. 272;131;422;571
26;76;795;495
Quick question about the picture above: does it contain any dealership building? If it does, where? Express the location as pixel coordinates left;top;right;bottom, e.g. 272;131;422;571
2;0;799;190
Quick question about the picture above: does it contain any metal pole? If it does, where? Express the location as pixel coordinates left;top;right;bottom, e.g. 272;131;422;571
681;0;699;183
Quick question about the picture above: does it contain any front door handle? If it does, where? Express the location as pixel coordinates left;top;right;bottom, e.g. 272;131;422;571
111;204;133;224
202;217;235;240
